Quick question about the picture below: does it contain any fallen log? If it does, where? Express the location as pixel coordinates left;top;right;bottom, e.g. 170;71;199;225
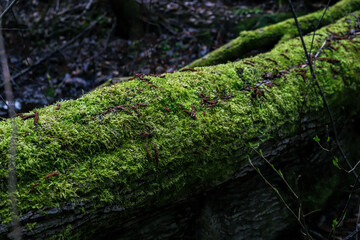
1;11;360;239
187;0;360;68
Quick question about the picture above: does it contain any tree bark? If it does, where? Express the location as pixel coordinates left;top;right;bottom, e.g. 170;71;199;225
1;11;360;239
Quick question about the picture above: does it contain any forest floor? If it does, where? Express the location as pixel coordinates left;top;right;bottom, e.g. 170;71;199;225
1;0;311;115
2;0;359;239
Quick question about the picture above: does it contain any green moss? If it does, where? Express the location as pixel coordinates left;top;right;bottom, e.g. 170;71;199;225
0;12;360;238
188;0;360;68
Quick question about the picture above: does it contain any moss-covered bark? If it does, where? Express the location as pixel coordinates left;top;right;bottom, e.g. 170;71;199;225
187;0;360;68
0;11;360;239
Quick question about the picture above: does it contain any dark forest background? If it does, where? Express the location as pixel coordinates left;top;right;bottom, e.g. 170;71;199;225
0;0;333;117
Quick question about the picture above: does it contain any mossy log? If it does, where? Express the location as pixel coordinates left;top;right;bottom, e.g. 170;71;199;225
187;0;360;68
1;12;360;239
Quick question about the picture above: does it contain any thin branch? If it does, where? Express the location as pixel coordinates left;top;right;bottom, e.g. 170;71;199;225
6;14;105;84
0;0;18;20
103;20;116;52
356;203;360;240
342;225;360;240
10;6;30;66
287;0;356;178
0;93;9;108
328;174;360;239
0;12;21;240
248;158;314;239
316;141;330;152
309;0;332;54
251;147;299;199
303;209;321;217
85;0;94;10
248;159;302;227
287;1;314;81
345;160;360;174
315;39;328;58
251;147;314;239
55;0;59;11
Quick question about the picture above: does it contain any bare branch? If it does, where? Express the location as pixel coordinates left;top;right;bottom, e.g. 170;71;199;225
248;158;308;234
309;0;332;54
251;147;299;199
0;9;22;240
287;0;356;178
0;0;18;20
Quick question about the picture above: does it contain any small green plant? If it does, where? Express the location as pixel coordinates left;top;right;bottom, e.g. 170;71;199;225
25;222;37;231
332;218;338;230
332;157;339;168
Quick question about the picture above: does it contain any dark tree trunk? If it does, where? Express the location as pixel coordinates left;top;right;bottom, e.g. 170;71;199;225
109;0;143;39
